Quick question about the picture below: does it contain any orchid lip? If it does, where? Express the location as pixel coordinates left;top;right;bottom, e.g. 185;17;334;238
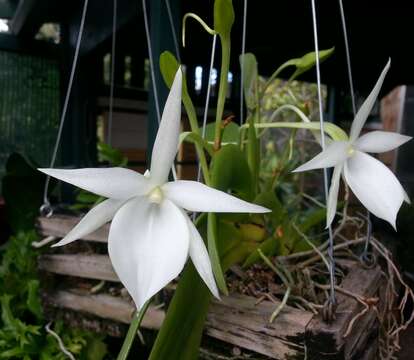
147;187;164;204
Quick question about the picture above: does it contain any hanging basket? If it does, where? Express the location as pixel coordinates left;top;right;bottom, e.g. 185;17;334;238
36;214;394;360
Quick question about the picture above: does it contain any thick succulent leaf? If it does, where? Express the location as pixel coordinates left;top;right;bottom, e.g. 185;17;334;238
239;53;258;110
213;0;234;39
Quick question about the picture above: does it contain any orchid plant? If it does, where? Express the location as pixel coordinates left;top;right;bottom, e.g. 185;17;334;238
38;0;411;358
39;69;269;310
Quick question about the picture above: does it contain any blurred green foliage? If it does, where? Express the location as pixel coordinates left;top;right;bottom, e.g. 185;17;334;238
0;231;108;359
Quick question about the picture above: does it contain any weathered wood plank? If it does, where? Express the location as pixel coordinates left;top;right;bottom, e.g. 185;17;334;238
42;288;312;359
43;289;164;330
206;294;312;359
38;254;118;282
305;266;382;359
37;215;108;243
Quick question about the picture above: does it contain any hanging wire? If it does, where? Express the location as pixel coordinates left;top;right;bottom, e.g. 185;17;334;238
338;0;373;263
239;0;248;125
197;34;218;183
165;0;181;64
107;0;118;146
40;0;89;217
338;0;356;116
142;0;177;180
142;0;161;123
310;0;337;313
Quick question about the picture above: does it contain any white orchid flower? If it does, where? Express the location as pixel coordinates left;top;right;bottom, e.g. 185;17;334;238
294;60;411;229
39;69;270;310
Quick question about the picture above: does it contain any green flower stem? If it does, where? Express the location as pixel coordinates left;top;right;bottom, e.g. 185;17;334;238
182;13;217;47
261;61;294;96
117;299;151;360
213;37;231;150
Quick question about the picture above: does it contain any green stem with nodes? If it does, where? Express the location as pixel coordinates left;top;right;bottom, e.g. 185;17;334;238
117;299;151;360
213;37;231;150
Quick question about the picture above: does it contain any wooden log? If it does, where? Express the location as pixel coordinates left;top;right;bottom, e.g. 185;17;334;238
37;215;108;243
305;266;382;359
42;288;312;359
38;254;119;282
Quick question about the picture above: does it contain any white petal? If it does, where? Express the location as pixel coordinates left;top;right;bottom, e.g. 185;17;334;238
150;69;182;185
108;197;189;310
163;180;270;213
182;212;219;298
53;199;124;247
344;151;405;229
38;168;150;199
293;141;349;172
354;131;411;153
350;60;390;142
326;164;343;228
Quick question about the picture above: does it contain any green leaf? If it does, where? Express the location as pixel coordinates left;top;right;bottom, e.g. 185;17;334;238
211;144;253;202
214;0;234;39
97;142;127;166
239;53;258;110
26;281;43;321
203;122;240;145
243;237;278;267
149;262;212;360
207;213;228;295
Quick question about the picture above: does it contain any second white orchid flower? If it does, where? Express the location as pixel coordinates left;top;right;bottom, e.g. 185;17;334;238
40;69;270;310
294;60;411;229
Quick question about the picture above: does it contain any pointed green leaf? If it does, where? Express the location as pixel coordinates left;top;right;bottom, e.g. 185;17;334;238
239;53;258;110
213;0;234;39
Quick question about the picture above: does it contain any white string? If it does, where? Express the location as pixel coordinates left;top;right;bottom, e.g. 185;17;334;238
310;0;336;303
239;0;248;125
338;0;372;259
41;0;89;216
107;0;117;145
165;0;181;63
142;0;177;180
197;34;217;182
